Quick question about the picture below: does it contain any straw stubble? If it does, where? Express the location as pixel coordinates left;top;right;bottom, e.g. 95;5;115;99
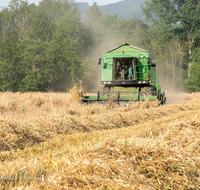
0;87;200;189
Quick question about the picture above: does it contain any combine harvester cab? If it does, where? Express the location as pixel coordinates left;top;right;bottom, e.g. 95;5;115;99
82;43;166;105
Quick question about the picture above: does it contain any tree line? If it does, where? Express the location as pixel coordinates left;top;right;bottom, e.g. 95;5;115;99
0;0;199;92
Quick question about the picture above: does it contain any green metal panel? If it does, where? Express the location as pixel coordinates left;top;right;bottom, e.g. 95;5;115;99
101;60;113;81
111;87;139;92
140;96;157;100
103;44;150;59
101;44;152;82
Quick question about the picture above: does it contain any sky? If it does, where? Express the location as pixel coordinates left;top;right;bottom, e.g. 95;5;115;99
0;0;121;8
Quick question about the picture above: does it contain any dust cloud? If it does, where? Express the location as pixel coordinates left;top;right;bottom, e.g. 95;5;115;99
82;38;122;91
81;29;146;91
160;77;199;104
158;74;188;104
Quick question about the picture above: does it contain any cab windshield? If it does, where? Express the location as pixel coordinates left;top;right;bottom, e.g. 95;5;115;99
112;58;141;80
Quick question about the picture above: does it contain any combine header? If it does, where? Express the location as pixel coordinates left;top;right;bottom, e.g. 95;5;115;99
81;43;166;105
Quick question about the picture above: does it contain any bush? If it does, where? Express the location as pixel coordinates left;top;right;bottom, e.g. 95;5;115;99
185;62;200;92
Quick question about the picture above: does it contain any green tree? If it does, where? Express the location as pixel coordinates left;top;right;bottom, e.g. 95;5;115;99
100;14;118;40
17;38;54;91
0;0;34;91
178;0;200;70
84;2;103;56
85;2;102;33
50;7;83;90
17;0;83;91
0;0;85;92
185;62;200;92
141;0;200;72
185;47;200;92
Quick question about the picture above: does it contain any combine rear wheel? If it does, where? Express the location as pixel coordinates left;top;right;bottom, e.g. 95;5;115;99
160;95;164;105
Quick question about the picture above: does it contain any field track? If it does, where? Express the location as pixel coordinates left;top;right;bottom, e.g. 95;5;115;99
0;89;200;189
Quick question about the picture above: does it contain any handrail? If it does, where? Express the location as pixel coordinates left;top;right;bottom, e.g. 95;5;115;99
149;66;161;91
134;65;161;91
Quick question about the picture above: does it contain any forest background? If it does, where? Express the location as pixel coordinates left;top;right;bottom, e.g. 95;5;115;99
0;0;200;92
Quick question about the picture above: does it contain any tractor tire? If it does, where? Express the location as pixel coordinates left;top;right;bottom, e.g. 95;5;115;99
103;87;111;96
97;86;110;96
160;95;164;105
140;86;155;96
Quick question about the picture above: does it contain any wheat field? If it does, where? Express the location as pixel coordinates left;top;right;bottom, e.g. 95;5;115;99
0;87;200;190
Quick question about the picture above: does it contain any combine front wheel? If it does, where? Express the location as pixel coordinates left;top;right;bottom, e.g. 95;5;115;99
140;86;155;96
97;86;110;96
103;87;111;96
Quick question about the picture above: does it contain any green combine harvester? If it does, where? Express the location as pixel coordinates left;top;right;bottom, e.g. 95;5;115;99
81;43;166;105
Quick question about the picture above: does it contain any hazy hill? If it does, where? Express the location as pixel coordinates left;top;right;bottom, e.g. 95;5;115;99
77;0;146;20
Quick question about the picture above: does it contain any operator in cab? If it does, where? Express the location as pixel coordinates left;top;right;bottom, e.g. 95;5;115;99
128;60;133;80
120;60;128;80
